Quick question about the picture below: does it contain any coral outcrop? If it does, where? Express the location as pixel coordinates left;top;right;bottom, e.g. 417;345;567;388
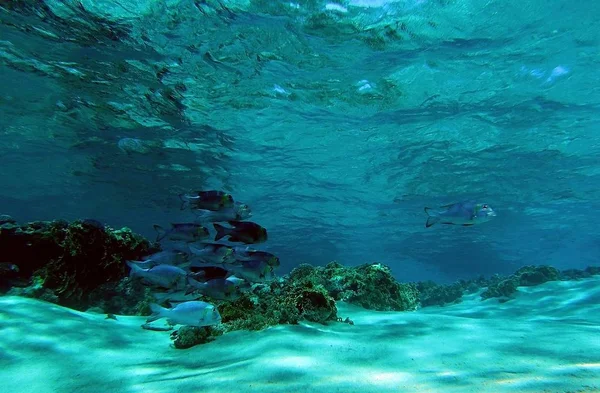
288;261;419;311
0;216;154;310
481;265;560;300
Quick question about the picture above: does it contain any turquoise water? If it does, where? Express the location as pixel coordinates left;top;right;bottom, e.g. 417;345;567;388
1;0;599;283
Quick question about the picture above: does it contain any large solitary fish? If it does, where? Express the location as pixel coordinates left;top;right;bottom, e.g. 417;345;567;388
424;200;496;228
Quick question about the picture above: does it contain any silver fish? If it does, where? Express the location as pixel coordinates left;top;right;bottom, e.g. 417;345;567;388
193;202;252;223
127;262;188;290
424;200;497;228
129;250;189;269
147;301;222;327
153;223;210;242
188;242;236;265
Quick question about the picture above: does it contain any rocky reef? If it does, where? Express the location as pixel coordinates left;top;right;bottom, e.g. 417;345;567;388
2;214;600;349
286;262;419;311
172;261;415;348
0;215;155;311
480;265;561;301
415;265;587;306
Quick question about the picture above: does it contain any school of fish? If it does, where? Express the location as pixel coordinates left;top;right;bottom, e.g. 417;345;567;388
127;190;279;328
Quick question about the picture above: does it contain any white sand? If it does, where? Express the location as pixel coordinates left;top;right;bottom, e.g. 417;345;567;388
1;277;599;393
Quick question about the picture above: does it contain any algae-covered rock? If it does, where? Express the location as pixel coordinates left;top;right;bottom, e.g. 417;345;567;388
560;266;600;280
0;216;155;310
288;262;419;311
171;326;223;349
219;276;338;332
416;281;465;307
481;278;518;301
481;265;560;300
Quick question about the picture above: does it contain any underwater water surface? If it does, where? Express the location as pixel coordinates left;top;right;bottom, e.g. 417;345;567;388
1;1;599;281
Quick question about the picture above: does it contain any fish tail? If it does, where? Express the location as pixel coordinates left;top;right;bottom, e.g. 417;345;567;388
146;303;167;323
126;260;144;279
424;207;440;228
425;216;440;228
185;276;204;295
213;223;229;241
153;224;166;242
178;194;189;210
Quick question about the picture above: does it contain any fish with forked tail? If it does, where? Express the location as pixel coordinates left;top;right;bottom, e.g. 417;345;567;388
126;262;188;290
179;190;234;211
424;200;496;228
233;247;280;267
213;221;267;244
186;277;244;300
193;202;252;223
188;243;236;265
154;223;210;242
146;301;221;327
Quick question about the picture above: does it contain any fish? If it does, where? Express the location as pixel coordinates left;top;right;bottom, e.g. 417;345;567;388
152;289;201;304
424;200;497;228
224;259;275;283
146;301;222;327
213;221;268;244
153;223;210;242
188;243;236;265
126;262;188;290
193;202;252;223
188;266;230;281
233;247;280;267
186;277;244;300
179;190;234;211
129;250;189;269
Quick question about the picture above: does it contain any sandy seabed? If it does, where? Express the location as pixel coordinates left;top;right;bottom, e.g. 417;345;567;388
1;277;599;393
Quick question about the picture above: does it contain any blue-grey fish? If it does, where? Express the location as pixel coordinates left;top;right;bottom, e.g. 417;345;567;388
179;190;234;211
188;243;236;265
194;202;252;223
126;261;188;289
224;259;275;283
186;277;244;300
233;247;280;267
152;290;200;304
129;250;189;269
214;221;267;244
424;200;497;228
153;223;210;242
147;301;222;327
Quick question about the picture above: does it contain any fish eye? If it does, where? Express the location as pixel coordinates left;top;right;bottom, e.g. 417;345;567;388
482;204;488;209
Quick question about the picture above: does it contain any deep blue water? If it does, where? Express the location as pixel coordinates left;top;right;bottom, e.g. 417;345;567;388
1;0;599;283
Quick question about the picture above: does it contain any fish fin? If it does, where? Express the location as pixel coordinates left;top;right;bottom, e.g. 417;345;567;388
146;303;166;323
424;207;436;216
178;194;189;210
214;223;229;241
153;224;166;242
425;216;440;228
